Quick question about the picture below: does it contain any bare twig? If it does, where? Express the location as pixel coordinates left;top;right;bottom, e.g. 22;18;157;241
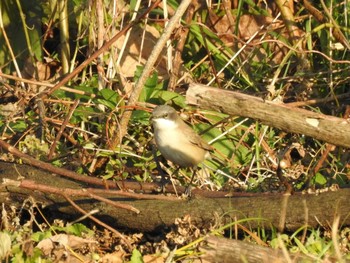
0;72;92;96
168;1;199;90
63;194;132;249
48;99;80;160
18;179;139;213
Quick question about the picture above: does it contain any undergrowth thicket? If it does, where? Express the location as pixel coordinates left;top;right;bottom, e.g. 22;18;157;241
0;0;350;261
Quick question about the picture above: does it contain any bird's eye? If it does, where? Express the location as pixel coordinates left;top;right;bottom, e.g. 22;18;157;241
164;113;168;118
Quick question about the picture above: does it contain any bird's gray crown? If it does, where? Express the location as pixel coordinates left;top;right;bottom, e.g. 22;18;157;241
152;105;178;120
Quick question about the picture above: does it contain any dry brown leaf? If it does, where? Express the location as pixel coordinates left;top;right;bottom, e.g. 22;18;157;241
36;233;96;256
100;251;126;263
116;24;168;79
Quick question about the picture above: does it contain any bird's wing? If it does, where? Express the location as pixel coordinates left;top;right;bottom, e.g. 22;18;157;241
182;124;213;151
195;137;213;151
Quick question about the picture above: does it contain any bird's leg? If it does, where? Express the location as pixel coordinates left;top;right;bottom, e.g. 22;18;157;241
184;167;197;197
151;143;169;191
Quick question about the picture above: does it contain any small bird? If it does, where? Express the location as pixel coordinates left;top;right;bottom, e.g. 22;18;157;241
151;105;212;190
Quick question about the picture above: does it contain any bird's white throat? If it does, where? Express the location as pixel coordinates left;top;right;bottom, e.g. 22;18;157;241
153;117;178;130
153;117;182;149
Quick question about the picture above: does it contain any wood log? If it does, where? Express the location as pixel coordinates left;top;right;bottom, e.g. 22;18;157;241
186;83;350;148
1;161;349;233
199;236;318;263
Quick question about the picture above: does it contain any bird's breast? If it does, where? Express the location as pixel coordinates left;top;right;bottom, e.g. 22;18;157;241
154;126;208;167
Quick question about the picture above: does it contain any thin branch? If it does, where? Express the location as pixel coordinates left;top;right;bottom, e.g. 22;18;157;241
18;179;139;213
48;99;80;159
63;194;132;249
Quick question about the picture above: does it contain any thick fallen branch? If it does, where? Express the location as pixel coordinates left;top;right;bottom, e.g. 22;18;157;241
199;235;325;263
186;83;350;148
0;139;250;197
1;161;349;233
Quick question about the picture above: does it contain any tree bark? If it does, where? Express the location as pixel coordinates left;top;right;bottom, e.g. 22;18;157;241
1;161;349;233
186;83;350;148
199;235;320;263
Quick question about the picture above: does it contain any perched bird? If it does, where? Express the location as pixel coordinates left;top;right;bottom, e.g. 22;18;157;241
151;105;212;190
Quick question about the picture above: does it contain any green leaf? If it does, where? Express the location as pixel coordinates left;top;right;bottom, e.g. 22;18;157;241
9;121;27;132
130;248;143;263
130;0;138;11
195;123;235;159
139;83;162;102
65;223;92;236
313;173;327;185
52;223;92;236
293;236;309;254
270;234;289;249
72;105;101;122
200;110;229;125
134;66;158;87
156;91;186;108
54;82;99;101
131;110;151;125
96;88;119;109
31;231;52;242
